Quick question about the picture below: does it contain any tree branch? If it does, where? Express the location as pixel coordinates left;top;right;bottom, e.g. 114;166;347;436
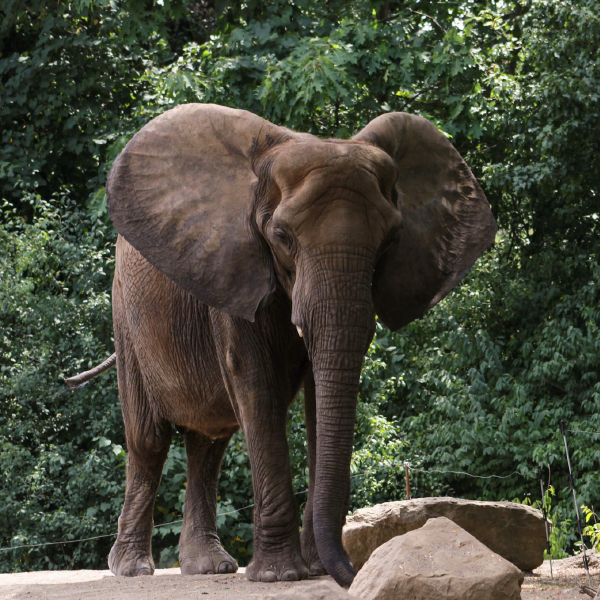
408;9;447;35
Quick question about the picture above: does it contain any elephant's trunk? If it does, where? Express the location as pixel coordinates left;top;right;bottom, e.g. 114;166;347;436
310;342;366;588
292;245;376;588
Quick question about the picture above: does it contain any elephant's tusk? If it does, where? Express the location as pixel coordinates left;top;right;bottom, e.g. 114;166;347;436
296;326;304;338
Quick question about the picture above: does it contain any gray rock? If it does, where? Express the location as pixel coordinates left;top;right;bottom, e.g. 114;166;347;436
265;580;360;599
349;516;524;600
343;497;547;571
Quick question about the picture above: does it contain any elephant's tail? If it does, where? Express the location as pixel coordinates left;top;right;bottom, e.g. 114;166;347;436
65;353;117;390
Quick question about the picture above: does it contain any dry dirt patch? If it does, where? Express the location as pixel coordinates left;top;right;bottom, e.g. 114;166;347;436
521;551;600;600
2;556;600;600
0;567;320;600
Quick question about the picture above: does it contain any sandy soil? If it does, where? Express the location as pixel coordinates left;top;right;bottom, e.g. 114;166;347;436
0;567;317;600
521;551;600;600
1;556;599;600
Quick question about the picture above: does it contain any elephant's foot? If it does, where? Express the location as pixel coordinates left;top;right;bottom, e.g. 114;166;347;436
246;550;309;583
307;557;327;577
301;548;327;576
108;539;155;577
179;539;238;575
301;531;327;576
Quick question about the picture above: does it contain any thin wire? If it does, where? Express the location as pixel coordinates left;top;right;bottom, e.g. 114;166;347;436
409;466;523;480
0;468;375;553
0;502;288;553
0;534;118;552
567;429;600;436
0;462;527;554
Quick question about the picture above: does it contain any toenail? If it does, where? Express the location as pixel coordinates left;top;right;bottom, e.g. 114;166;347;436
218;562;233;574
282;570;299;581
137;568;152;576
261;570;277;583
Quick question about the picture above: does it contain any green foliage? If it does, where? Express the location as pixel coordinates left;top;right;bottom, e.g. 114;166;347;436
513;485;570;559
580;505;600;553
542;489;571;560
357;237;599;543
0;193;120;571
548;505;572;560
1;0;599;572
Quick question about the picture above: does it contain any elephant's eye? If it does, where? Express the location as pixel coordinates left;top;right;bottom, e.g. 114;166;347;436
377;233;396;260
272;227;292;252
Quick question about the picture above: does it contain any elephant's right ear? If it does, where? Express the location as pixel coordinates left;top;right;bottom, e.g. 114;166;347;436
107;103;294;321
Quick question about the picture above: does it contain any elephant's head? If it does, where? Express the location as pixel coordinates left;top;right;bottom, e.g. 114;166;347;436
107;104;497;587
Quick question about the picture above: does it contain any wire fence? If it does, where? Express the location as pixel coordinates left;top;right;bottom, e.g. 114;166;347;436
567;429;600;437
408;467;523;480
1;425;597;557
0;467;384;554
0;462;528;554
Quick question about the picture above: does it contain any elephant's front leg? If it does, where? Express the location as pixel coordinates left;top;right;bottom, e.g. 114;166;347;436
215;314;308;583
179;431;238;575
242;399;307;582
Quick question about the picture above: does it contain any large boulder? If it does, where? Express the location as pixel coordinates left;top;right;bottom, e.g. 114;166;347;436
349;516;524;600
265;580;360;599
343;497;547;571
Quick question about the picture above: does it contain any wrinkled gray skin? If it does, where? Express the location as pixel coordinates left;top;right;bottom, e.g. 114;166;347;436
94;104;496;588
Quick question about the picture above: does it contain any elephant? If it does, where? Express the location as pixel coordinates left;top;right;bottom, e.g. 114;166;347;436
67;103;496;588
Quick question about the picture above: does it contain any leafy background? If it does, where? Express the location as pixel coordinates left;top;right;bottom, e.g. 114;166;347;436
1;0;599;571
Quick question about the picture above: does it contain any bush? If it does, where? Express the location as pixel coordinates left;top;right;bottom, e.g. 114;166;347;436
0;192;121;571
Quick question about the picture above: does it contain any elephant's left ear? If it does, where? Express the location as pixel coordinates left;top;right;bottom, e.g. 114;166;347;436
353;113;497;331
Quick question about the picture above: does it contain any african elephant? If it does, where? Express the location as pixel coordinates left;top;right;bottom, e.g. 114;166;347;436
68;103;496;588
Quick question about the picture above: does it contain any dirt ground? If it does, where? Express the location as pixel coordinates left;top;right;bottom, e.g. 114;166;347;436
520;551;600;600
0;567;309;600
1;555;599;600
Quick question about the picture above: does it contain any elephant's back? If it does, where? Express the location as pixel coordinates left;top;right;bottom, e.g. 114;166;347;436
112;235;237;436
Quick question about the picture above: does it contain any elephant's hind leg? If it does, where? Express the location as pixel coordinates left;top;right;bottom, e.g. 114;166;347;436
108;325;172;576
179;430;238;575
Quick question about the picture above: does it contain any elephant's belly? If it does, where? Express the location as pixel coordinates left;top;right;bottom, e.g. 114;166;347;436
148;343;239;439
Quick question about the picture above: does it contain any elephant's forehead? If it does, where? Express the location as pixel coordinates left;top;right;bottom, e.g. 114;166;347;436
271;140;395;187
